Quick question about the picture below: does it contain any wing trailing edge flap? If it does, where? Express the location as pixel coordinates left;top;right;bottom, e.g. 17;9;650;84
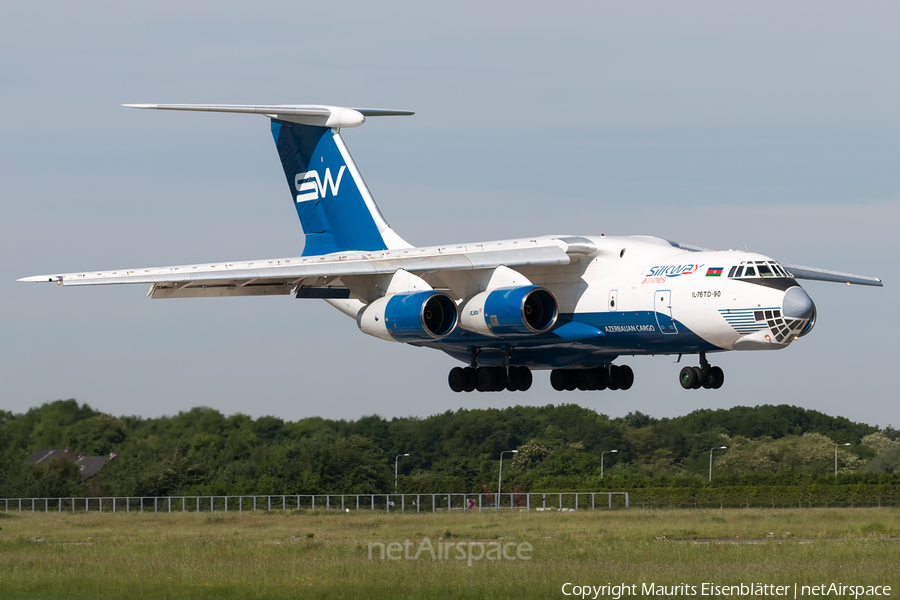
149;275;357;299
148;279;300;299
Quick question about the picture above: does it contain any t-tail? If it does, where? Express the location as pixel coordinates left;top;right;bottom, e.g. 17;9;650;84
123;104;414;255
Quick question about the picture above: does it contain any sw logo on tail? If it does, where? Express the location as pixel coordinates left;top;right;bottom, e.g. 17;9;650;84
295;166;346;202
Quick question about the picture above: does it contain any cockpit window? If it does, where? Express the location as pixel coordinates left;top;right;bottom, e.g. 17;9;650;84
727;260;791;279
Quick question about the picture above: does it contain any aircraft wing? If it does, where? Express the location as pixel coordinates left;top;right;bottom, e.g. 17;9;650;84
780;263;883;287
19;239;572;299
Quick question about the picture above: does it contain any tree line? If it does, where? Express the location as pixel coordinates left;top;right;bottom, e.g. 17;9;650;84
1;400;898;499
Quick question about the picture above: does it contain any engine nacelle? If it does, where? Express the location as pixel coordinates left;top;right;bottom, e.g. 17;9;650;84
460;286;558;337
357;290;458;343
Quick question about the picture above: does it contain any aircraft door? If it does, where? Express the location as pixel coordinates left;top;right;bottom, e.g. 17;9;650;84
654;290;678;334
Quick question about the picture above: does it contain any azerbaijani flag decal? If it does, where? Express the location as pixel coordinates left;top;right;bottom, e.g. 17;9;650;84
706;267;724;277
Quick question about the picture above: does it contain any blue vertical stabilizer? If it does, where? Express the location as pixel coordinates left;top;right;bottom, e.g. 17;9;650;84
271;119;391;256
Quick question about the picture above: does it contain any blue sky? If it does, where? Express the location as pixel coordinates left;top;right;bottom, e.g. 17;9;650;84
2;1;897;427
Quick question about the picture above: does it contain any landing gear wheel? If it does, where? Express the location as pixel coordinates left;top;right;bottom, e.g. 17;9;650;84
462;367;476;392
551;369;579;391
563;370;578;391
505;366;532;392
689;366;703;389
506;367;520;392
608;365;622;390
708;366;724;389
619;365;634;390
700;366;714;389
580;369;600;391
691;366;704;389
494;368;508;391
518;367;533;391
679;366;697;390
595;367;609;390
550;369;567;391
476;367;494;392
448;367;466;392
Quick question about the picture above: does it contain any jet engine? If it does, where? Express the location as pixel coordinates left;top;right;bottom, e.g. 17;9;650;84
459;286;558;337
357;290;458;343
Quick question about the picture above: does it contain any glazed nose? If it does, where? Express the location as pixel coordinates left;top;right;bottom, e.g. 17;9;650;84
783;286;814;320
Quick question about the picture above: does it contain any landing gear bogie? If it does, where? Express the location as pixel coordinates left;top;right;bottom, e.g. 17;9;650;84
678;358;724;390
450;365;531;393
550;364;633;392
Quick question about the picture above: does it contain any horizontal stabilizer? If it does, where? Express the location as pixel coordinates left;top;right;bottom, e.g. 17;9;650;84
123;104;413;128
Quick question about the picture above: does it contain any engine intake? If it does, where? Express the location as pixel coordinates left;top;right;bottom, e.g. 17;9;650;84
460;286;558;337
357;290;458;343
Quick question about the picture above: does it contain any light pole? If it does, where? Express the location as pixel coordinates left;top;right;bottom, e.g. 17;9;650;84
600;450;618;480
709;446;727;482
835;443;850;479
395;453;410;494
497;450;519;510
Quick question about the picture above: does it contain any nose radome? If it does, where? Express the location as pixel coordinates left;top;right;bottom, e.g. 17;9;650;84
783;286;814;320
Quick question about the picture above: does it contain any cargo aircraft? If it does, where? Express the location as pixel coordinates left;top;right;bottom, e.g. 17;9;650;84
20;105;883;393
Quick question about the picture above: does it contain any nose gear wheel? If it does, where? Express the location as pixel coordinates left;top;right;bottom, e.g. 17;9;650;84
678;358;724;390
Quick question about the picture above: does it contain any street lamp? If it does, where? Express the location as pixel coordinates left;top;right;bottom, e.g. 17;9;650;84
600;450;618;480
497;450;519;510
709;446;727;482
835;443;850;479
395;453;410;494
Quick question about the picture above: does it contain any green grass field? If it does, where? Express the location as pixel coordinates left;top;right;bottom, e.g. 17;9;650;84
0;508;897;599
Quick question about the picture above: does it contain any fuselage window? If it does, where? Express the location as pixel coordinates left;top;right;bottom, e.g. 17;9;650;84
728;266;738;278
745;266;757;277
734;266;744;278
758;265;774;277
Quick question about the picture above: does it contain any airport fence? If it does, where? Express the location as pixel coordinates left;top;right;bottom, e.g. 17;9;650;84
0;492;629;514
627;494;899;509
4;491;893;514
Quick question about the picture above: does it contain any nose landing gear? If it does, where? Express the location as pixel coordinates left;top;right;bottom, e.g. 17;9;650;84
678;354;724;390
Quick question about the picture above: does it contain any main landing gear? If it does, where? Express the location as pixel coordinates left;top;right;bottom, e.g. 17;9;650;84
550;364;634;392
448;347;533;393
448;366;532;393
678;353;724;390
